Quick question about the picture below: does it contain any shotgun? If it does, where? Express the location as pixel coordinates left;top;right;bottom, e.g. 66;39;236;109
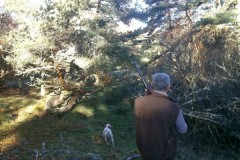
133;61;152;95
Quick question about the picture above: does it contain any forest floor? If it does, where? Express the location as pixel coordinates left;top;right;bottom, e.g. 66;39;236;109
0;88;239;160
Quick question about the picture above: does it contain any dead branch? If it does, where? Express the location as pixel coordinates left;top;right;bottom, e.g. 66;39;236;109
0;70;14;80
125;154;141;160
46;95;80;117
15;66;55;76
182;97;209;106
145;29;200;68
184;110;229;126
208;124;218;144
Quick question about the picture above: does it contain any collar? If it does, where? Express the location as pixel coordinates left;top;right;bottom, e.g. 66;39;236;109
154;90;168;96
151;91;177;103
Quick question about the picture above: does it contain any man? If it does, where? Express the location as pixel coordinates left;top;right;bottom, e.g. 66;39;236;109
134;73;187;160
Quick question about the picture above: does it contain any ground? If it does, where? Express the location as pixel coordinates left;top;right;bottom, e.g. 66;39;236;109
0;88;239;160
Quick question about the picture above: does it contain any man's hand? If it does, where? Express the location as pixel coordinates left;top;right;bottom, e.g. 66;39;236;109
144;85;152;95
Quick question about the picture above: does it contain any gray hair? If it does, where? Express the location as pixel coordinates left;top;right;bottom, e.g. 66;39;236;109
151;73;170;91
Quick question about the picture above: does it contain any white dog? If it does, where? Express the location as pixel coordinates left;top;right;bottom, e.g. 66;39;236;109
102;124;114;148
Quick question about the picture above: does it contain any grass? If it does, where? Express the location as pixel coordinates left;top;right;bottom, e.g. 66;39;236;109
0;88;136;159
0;88;239;159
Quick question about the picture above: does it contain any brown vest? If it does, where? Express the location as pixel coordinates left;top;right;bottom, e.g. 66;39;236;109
134;91;180;160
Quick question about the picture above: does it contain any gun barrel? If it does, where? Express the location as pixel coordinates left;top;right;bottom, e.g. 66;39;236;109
134;61;150;92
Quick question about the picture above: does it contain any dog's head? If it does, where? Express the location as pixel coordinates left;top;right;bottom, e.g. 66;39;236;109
105;124;112;129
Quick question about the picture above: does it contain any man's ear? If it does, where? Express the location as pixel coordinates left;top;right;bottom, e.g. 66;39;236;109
166;84;171;92
150;82;154;89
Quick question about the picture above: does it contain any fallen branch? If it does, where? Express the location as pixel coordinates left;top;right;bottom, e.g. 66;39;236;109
125;154;141;160
15;66;55;76
46;95;80;117
0;71;14;80
182;97;209;106
184;110;229;126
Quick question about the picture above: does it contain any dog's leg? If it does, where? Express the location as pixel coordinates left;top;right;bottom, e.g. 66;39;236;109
105;136;109;145
111;135;115;148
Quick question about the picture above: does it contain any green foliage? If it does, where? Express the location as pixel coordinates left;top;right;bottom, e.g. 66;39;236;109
152;2;176;12
196;11;236;27
102;43;134;65
215;11;236;24
5;21;51;69
2;0;122;84
103;85;130;105
196;17;216;26
185;0;209;9
122;9;149;23
110;104;132;115
4;0;40;15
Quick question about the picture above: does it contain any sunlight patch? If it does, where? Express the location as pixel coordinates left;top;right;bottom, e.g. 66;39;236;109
0;133;19;152
24;105;36;113
16;102;42;122
74;106;94;118
98;104;108;113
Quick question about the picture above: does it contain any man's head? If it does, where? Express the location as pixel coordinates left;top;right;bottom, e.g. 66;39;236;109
151;73;170;92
